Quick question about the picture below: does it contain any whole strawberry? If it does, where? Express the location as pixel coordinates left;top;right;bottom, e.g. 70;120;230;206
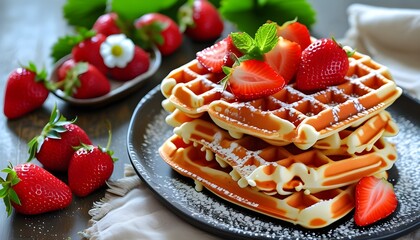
68;130;117;197
108;45;150;81
134;13;183;56
295;38;350;92
3;62;51;119
57;59;111;99
179;0;224;42
92;12;122;36
27;105;92;171
0;163;72;216
72;33;108;75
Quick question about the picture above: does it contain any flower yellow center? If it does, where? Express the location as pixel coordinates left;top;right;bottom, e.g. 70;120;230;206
111;45;123;57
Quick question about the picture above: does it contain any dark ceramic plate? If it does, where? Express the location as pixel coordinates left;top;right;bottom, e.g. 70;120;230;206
127;85;420;240
50;46;161;107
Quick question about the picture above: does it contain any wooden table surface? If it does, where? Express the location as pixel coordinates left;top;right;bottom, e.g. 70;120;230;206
0;0;419;239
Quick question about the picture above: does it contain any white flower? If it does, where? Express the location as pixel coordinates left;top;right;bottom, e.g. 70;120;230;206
100;34;135;68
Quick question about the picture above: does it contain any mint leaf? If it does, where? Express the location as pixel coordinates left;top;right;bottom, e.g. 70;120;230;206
230;22;278;61
254;22;278;53
230;32;254;53
220;0;316;35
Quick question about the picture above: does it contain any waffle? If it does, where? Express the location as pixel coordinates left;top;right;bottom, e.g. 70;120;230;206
165;106;398;154
159;134;389;229
161;51;402;150
172;118;397;195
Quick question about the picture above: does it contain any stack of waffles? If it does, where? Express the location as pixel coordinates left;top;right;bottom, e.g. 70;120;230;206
158;50;402;228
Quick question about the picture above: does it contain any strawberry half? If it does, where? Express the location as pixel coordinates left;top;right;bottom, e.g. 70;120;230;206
224;59;285;101
277;19;312;50
196;36;242;73
264;37;301;84
354;176;398;226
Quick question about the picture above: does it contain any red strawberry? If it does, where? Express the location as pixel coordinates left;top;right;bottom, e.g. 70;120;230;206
179;0;224;42
0;163;72;216
264;37;301;84
68;131;117;197
92;12;122;36
223;59;285;101
276;19;312;50
354;176;398;226
295;38;350;92
134;13;183;56
108;45;150;81
3;63;50;119
196;35;242;73
72;33;108;75
27;105;92;171
57;60;110;99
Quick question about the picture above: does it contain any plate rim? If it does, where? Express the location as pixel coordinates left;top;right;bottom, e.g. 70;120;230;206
127;84;420;240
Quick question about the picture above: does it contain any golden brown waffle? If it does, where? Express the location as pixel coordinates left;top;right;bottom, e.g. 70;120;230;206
159;134;389;228
172;118;397;195
161;51;402;150
165;107;398;154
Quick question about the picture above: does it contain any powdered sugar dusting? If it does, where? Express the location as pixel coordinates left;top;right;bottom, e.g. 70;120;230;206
128;88;420;239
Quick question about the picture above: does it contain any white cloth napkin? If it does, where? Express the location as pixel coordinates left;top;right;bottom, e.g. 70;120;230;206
341;3;420;99
81;164;218;240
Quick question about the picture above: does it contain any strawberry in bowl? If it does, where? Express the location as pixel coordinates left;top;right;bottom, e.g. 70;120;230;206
50;33;161;107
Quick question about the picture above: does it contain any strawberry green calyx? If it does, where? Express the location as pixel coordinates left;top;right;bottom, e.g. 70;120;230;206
230;22;278;61
27;104;76;162
178;0;195;32
331;37;355;58
277;17;298;29
22;61;56;91
0;163;21;216
104;121;117;161
23;62;47;82
134;21;167;49
74;121;118;163
58;62;89;97
100;121;118;162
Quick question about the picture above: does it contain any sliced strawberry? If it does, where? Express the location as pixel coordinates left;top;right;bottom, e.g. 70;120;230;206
264;37;301;84
277;20;312;50
196;36;242;73
354;176;398;226
225;59;285;101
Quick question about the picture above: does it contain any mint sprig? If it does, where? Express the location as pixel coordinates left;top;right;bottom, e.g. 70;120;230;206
231;22;278;61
